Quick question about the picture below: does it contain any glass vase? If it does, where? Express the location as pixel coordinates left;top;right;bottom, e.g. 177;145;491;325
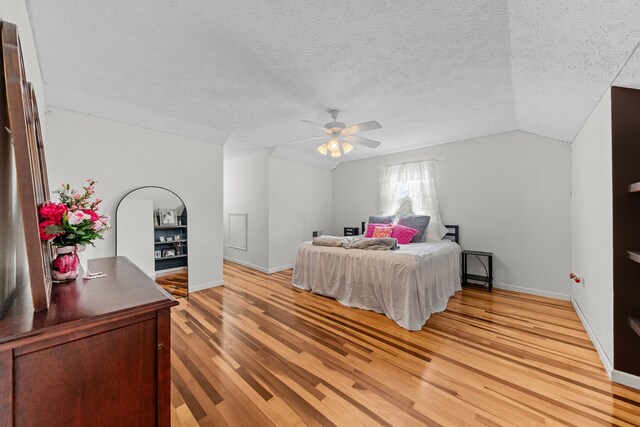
51;245;79;282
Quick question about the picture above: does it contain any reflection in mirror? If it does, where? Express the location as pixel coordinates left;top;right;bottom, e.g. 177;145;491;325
116;187;188;298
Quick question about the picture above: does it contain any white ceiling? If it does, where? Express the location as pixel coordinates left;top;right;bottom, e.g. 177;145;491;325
26;0;640;168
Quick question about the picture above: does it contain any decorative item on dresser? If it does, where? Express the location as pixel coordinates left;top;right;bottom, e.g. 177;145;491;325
39;179;111;282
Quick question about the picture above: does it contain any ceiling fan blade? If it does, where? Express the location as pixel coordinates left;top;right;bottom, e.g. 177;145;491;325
283;135;329;145
342;120;381;135
346;135;381;149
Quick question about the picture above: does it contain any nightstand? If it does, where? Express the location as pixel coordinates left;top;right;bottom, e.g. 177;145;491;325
344;227;360;236
461;250;493;291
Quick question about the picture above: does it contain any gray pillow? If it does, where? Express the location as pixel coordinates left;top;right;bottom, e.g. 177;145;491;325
397;215;431;243
368;215;395;225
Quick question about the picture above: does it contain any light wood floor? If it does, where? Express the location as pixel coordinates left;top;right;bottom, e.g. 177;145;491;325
170;261;640;426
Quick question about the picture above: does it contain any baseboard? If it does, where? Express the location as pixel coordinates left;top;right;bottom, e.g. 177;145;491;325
224;256;269;274
488;281;570;301
612;370;640;390
571;297;614;377
155;266;187;277
223;257;292;275
190;279;223;292
267;264;294;274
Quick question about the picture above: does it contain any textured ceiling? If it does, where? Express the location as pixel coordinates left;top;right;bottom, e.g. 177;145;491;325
26;0;640;168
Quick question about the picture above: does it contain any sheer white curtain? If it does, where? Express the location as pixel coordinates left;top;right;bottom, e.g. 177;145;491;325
379;160;443;223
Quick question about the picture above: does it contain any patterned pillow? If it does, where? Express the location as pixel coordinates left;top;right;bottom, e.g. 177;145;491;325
391;224;419;244
372;226;393;238
365;222;391;238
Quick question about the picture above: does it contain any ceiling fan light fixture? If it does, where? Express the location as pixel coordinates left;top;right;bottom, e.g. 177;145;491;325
294;111;382;158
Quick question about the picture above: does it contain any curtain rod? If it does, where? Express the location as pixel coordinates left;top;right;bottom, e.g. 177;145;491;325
382;157;446;168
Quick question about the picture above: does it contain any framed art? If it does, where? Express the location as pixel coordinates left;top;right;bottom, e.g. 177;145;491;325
159;208;176;226
162;249;175;258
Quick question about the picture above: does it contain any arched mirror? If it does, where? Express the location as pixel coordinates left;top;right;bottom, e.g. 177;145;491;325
116;187;188;298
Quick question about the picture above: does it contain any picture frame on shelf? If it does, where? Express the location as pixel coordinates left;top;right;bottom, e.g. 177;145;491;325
159;208;177;226
154;250;162;259
166;236;173;242
174;234;181;241
159;236;165;242
162;249;175;258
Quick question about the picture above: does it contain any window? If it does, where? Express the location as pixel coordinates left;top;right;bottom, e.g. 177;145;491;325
379;160;442;224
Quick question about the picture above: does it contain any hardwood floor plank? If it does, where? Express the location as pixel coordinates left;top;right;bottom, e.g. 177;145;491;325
168;261;640;426
157;270;189;298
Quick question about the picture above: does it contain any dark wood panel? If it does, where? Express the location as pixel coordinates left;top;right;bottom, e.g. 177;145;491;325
0;350;12;426
611;86;640;376
157;308;172;427
14;319;157;426
169;261;640;426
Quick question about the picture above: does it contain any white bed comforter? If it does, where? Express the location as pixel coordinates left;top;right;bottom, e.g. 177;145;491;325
292;241;462;330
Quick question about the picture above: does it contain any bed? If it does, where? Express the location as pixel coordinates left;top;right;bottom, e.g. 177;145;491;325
292;225;462;330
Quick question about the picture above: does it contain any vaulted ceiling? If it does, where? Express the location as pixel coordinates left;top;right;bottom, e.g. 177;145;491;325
27;0;640;168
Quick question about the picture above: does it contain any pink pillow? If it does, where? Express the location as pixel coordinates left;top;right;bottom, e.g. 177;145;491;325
372;226;393;238
391;224;419;244
365;223;391;238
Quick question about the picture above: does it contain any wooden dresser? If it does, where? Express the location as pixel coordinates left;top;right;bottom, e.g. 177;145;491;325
0;256;178;426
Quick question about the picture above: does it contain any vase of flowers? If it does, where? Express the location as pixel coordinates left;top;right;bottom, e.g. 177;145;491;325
39;179;111;282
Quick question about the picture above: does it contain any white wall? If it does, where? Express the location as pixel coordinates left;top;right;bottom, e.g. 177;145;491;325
332;130;572;298
0;0;46;132
223;152;332;273
570;89;613;369
223;150;270;270
268;157;332;271
45;107;224;291
116;199;155;278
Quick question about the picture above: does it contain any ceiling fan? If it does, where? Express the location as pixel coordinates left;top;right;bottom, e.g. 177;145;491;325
285;110;382;158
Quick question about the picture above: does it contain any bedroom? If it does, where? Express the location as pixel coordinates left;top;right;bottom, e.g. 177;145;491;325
1;0;639;425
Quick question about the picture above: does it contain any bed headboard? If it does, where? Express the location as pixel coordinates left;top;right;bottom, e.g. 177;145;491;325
444;224;459;244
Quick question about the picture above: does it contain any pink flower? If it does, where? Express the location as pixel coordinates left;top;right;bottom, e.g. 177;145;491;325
83;209;100;222
91;220;103;230
68;210;90;225
99;214;111;227
39;202;67;223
